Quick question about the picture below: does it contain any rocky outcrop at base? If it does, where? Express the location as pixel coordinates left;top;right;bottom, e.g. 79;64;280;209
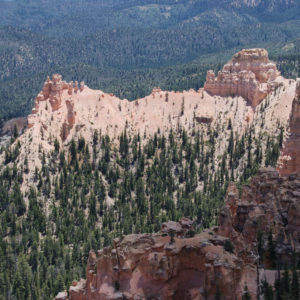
204;48;280;107
56;168;300;300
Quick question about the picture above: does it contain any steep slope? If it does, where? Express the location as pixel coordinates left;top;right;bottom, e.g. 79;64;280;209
56;168;300;300
1;48;300;300
10;49;297;182
277;79;300;175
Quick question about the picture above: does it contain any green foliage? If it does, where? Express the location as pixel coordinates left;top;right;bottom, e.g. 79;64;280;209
268;231;277;269
224;239;234;253
272;268;300;300
169;231;175;244
215;284;221;300
242;285;251;300
0;1;300;119
261;280;274;300
0;121;287;299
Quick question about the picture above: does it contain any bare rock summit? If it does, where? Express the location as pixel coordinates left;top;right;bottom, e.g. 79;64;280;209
204;48;280;107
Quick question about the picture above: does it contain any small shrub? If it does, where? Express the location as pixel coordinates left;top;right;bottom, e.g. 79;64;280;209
224;239;234;253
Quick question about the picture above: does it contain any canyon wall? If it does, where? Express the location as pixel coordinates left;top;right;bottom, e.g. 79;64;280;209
277;79;300;176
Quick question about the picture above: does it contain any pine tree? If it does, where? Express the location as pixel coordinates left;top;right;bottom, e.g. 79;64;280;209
242;285;251;300
268;231;277;269
291;269;299;300
13;123;18;139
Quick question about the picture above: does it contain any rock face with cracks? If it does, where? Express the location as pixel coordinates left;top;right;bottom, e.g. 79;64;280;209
28;74;82;128
277;79;300;176
204;48;280;107
57;168;300;300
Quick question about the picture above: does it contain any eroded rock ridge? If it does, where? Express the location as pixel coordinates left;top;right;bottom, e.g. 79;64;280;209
28;74;84;132
204;48;280;107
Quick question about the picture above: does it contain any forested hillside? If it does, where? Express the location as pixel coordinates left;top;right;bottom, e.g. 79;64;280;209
0;2;299;299
0;120;283;298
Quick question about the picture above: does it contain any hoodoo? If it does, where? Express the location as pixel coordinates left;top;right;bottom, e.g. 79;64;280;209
204;48;280;107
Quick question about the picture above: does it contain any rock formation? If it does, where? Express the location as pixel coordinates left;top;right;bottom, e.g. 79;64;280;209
74;81;79;93
29;74;65;119
80;81;85;92
61;99;76;141
29;74;80;121
26;49;293;147
57;168;300;300
277;79;300;176
1;48;298;299
161;217;194;237
204;48;280;107
218;167;300;263
10;47;296;187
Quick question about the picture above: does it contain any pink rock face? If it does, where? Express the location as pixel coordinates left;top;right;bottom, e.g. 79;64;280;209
31;74;71;114
74;81;79;93
67;234;241;300
68;81;73;95
277;80;300;176
80;82;85;92
55;291;68;300
57;169;300;300
49;74;64;111
204;48;280;107
60;99;76;141
28;74;76;130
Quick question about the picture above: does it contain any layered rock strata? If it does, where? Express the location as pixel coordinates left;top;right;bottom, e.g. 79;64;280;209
204;48;280;107
57;168;300;300
28;75;84;128
9;48;297;188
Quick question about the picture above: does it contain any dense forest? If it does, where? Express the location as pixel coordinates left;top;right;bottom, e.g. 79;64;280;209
0;0;300;121
1;46;300;122
0;2;299;298
0;115;288;298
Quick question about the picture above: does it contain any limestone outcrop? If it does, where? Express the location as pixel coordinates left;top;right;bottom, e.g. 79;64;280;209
60;99;76;141
19;47;297;186
56;168;300;300
204;48;280;107
277;79;300;176
65;231;241;300
219;167;300;264
27;74;80;135
29;74;78;116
